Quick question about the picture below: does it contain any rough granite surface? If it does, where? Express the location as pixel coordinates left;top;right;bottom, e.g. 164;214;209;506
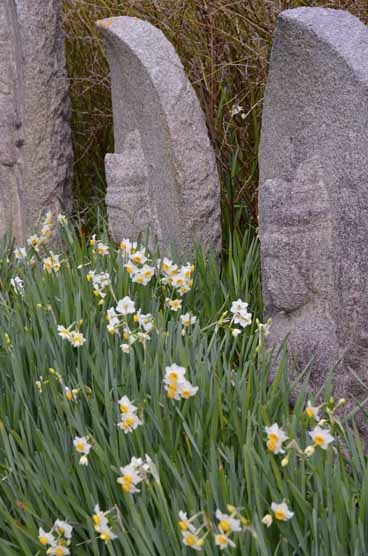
0;0;73;241
97;16;222;257
259;7;368;428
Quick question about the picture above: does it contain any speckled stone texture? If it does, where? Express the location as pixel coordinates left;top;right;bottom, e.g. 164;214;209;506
259;7;368;428
97;16;221;257
0;0;72;241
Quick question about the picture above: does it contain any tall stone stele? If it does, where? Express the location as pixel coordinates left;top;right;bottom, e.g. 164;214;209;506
0;0;73;241
259;8;368;422
96;16;221;256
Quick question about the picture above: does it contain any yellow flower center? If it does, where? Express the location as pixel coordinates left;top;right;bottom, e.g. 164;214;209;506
55;548;65;556
75;442;85;452
275;509;286;521
66;391;73;401
167;387;176;399
136;276;144;284
126;265;133;274
168;372;178;382
100;532;111;542
314;434;326;446
185;535;196;546
182;389;191;399
120;404;129;413
178;520;188;531
122;475;133;492
217;535;228;546
306;408;314;418
267;439;278;453
39;536;49;545
93;514;101;526
219;520;231;533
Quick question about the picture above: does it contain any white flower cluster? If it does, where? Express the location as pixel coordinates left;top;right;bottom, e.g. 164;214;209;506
178;507;243;551
164;363;198;400
57;325;86;348
160;257;194;296
38;519;73;555
230;299;252;329
43;252;61;274
120;240;155;286
117;395;143;433
26;210;56;252
106;296;154;352
92;505;117;544
86;270;111;298
117;455;157;494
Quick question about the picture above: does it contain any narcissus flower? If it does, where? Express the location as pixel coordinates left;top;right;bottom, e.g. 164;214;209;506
180;313;197;328
305;400;320;420
98;525;118;543
265;423;288;454
38;527;55;546
118;412;143;433
57;325;71;340
215;534;236;550
47;546;70;556
178;511;196;533
309;426;334;449
182;531;203;551
120;238;137;254
69;331;86;347
14;246;27;260
167;298;182;312
271;501;294;522
130;249;147;265
215;510;241;533
116;296;135;315
96;242;109;256
73;436;91;456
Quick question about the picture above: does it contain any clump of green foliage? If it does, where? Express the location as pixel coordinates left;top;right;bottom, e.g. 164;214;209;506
0;220;366;555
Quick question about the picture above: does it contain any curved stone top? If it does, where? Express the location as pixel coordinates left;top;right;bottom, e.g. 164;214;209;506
278;8;368;83
97;16;221;256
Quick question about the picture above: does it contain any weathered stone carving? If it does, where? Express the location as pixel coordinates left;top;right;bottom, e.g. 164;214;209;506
0;0;72;241
259;8;368;422
97;16;221;256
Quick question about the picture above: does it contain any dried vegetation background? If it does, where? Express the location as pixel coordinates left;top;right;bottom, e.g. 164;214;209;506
63;0;368;236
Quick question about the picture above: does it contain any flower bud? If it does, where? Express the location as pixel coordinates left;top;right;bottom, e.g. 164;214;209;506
304;445;315;457
262;514;273;528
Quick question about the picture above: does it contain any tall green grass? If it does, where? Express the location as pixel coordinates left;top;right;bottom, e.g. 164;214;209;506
0;223;366;555
63;0;368;233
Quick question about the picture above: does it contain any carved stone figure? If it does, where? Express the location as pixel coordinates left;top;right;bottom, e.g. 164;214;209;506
0;0;72;241
259;7;368;426
97;16;221;256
